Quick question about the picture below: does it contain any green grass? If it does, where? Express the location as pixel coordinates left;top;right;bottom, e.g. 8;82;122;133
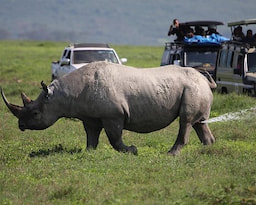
1;40;256;204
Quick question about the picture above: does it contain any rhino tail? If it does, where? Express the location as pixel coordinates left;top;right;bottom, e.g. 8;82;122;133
204;71;217;89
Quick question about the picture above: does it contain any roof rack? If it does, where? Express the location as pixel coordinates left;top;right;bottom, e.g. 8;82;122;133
165;41;221;50
165;42;184;50
223;40;256;48
221;40;251;50
222;40;248;46
70;43;110;48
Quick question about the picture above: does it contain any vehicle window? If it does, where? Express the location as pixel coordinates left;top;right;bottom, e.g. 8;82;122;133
186;51;217;67
171;54;180;64
219;50;228;67
161;52;171;65
173;54;180;61
62;49;67;58
66;51;71;59
73;50;119;64
248;53;256;72
233;55;243;75
227;51;234;68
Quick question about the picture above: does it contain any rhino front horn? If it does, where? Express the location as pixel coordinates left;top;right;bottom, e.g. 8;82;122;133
1;87;22;118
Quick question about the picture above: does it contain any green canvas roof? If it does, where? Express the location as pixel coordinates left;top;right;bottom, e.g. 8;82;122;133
228;19;256;27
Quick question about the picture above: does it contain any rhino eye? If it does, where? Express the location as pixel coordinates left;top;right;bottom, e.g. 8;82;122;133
33;110;41;119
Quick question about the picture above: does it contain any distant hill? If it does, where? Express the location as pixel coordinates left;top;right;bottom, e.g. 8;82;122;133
0;0;255;45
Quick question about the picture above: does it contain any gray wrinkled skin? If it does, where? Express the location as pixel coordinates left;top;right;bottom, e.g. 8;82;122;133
2;61;216;155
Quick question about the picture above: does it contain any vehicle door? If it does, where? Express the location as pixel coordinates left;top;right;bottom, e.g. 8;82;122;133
160;48;182;66
243;51;256;86
216;48;244;93
57;49;72;77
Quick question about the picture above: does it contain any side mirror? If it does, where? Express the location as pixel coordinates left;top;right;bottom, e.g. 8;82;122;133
60;58;70;66
174;60;180;66
120;58;127;64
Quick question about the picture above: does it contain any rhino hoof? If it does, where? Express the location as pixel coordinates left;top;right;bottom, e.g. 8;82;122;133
168;149;180;156
128;145;138;155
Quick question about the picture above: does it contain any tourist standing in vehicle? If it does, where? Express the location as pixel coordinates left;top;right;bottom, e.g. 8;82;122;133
206;25;219;35
168;19;185;41
244;29;255;45
233;26;245;41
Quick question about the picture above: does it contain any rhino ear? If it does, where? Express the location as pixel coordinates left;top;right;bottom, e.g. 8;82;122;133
41;81;48;94
41;81;53;99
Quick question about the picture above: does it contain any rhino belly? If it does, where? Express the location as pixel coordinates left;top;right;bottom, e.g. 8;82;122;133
124;110;179;133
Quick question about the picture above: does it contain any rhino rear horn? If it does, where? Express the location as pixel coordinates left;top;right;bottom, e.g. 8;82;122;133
1;87;22;118
21;92;31;106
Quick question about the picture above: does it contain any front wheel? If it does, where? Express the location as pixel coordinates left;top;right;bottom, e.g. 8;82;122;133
254;83;256;97
221;87;228;94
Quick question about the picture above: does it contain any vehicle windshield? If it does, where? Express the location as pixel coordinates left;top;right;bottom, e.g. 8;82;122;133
185;51;217;67
248;52;256;72
73;50;119;64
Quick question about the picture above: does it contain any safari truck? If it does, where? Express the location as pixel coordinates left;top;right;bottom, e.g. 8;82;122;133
214;19;256;94
161;21;228;77
51;43;127;80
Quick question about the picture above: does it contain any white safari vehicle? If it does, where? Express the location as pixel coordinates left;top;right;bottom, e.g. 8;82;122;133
51;43;127;80
214;19;256;95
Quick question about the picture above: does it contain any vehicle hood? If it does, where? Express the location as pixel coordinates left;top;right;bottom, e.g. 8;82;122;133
245;72;256;82
72;63;88;69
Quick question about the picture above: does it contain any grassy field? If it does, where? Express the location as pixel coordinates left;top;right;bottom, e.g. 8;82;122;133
1;40;256;204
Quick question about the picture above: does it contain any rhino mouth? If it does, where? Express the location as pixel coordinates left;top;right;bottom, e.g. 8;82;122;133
18;121;49;131
19;123;26;131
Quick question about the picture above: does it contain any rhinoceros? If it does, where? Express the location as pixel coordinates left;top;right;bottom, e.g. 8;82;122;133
1;61;216;155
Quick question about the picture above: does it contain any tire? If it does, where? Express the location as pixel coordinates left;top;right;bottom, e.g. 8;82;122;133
221;87;227;94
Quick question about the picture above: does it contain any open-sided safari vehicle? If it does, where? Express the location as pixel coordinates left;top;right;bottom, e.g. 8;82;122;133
214;19;256;95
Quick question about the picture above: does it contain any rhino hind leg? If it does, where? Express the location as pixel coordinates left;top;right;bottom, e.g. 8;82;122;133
168;122;192;156
103;118;138;155
193;122;215;145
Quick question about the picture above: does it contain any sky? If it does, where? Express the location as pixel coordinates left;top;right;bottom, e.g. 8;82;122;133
0;0;255;45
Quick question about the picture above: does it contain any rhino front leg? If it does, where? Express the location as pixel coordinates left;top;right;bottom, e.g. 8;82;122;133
83;120;103;150
102;118;138;155
168;122;192;156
